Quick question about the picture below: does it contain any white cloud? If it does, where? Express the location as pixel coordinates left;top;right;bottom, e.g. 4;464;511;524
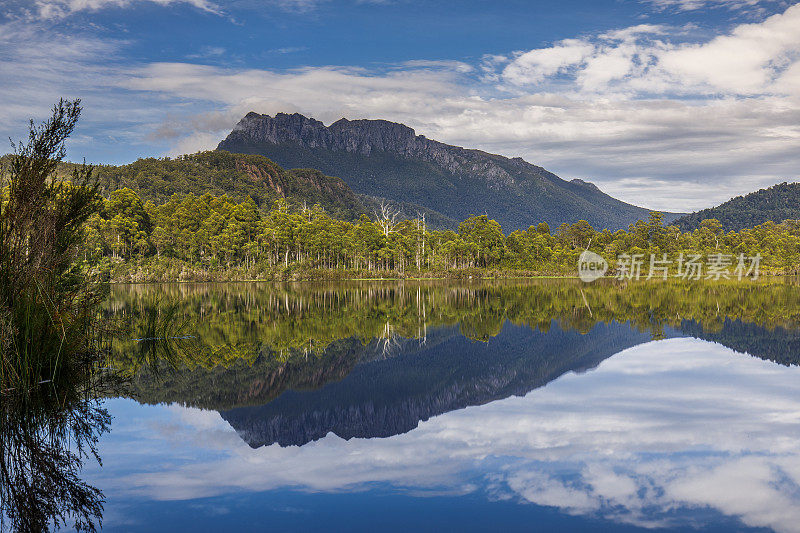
500;3;800;97
502;39;596;86
186;45;226;59
656;5;800;94
577;43;639;91
2;3;800;211
643;0;776;11
399;59;474;73
667;457;800;531
599;23;670;41
775;59;800;94
0;24;174;159
30;0;221;19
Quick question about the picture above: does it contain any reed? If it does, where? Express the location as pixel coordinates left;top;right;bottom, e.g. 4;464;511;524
0;99;105;395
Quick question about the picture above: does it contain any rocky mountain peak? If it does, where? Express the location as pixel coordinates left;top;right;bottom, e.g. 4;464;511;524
329;117;418;154
217;111;676;231
227;112;427;157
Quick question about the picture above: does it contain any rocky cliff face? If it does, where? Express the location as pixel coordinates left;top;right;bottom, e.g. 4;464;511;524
232;113;419;155
224;112;541;191
218;112;680;230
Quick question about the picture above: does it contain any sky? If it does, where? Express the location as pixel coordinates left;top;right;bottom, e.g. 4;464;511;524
0;0;798;211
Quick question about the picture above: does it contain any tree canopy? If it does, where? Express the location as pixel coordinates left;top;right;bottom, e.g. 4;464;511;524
74;185;800;281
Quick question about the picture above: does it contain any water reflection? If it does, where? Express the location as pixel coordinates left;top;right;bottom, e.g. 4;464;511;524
221;321;653;447
92;339;800;532
0;359;113;532
108;280;800;409
6;279;800;531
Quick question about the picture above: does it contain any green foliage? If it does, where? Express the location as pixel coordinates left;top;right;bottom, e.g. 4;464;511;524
458;215;505;267
675;182;800;232
83;182;800;281
57;150;368;222
0;99;106;394
0;99;113;533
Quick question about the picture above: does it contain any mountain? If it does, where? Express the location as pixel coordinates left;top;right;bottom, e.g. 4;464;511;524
217;112;681;231
55;150;368;221
38;150;463;228
674;181;800;232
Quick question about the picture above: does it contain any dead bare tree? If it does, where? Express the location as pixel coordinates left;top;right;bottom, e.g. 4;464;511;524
375;201;400;237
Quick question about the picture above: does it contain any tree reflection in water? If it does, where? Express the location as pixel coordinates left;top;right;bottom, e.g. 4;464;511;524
0;355;118;532
0;291;195;532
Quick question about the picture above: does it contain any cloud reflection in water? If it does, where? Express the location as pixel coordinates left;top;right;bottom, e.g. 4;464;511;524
90;338;800;532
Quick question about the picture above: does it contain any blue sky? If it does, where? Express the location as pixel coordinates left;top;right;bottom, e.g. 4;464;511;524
1;0;798;210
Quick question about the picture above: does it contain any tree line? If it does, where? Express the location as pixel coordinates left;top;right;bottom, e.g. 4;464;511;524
82;187;800;281
674;181;800;232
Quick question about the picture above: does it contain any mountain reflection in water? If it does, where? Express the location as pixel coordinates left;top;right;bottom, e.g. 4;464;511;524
5;279;800;532
220;321;653;447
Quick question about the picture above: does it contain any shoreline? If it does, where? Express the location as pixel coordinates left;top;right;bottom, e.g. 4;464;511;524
103;273;791;285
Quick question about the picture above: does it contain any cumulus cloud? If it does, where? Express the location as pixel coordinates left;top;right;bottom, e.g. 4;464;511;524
501;4;800;97
656;5;800;95
502;39;596;86
2;3;800;211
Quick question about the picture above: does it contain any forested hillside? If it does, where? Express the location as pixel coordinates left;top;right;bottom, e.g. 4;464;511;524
675;182;800;231
20;149;457;228
53;150;369;221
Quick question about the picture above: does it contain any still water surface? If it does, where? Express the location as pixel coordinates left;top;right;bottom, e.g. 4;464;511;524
64;281;800;530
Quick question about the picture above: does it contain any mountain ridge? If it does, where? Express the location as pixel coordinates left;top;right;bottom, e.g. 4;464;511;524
218;112;682;231
674;181;800;231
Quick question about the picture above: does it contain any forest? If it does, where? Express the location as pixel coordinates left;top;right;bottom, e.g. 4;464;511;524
674;181;800;232
81;186;800;281
54;150;368;221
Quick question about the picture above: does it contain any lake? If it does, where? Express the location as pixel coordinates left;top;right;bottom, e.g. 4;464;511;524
12;280;800;532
